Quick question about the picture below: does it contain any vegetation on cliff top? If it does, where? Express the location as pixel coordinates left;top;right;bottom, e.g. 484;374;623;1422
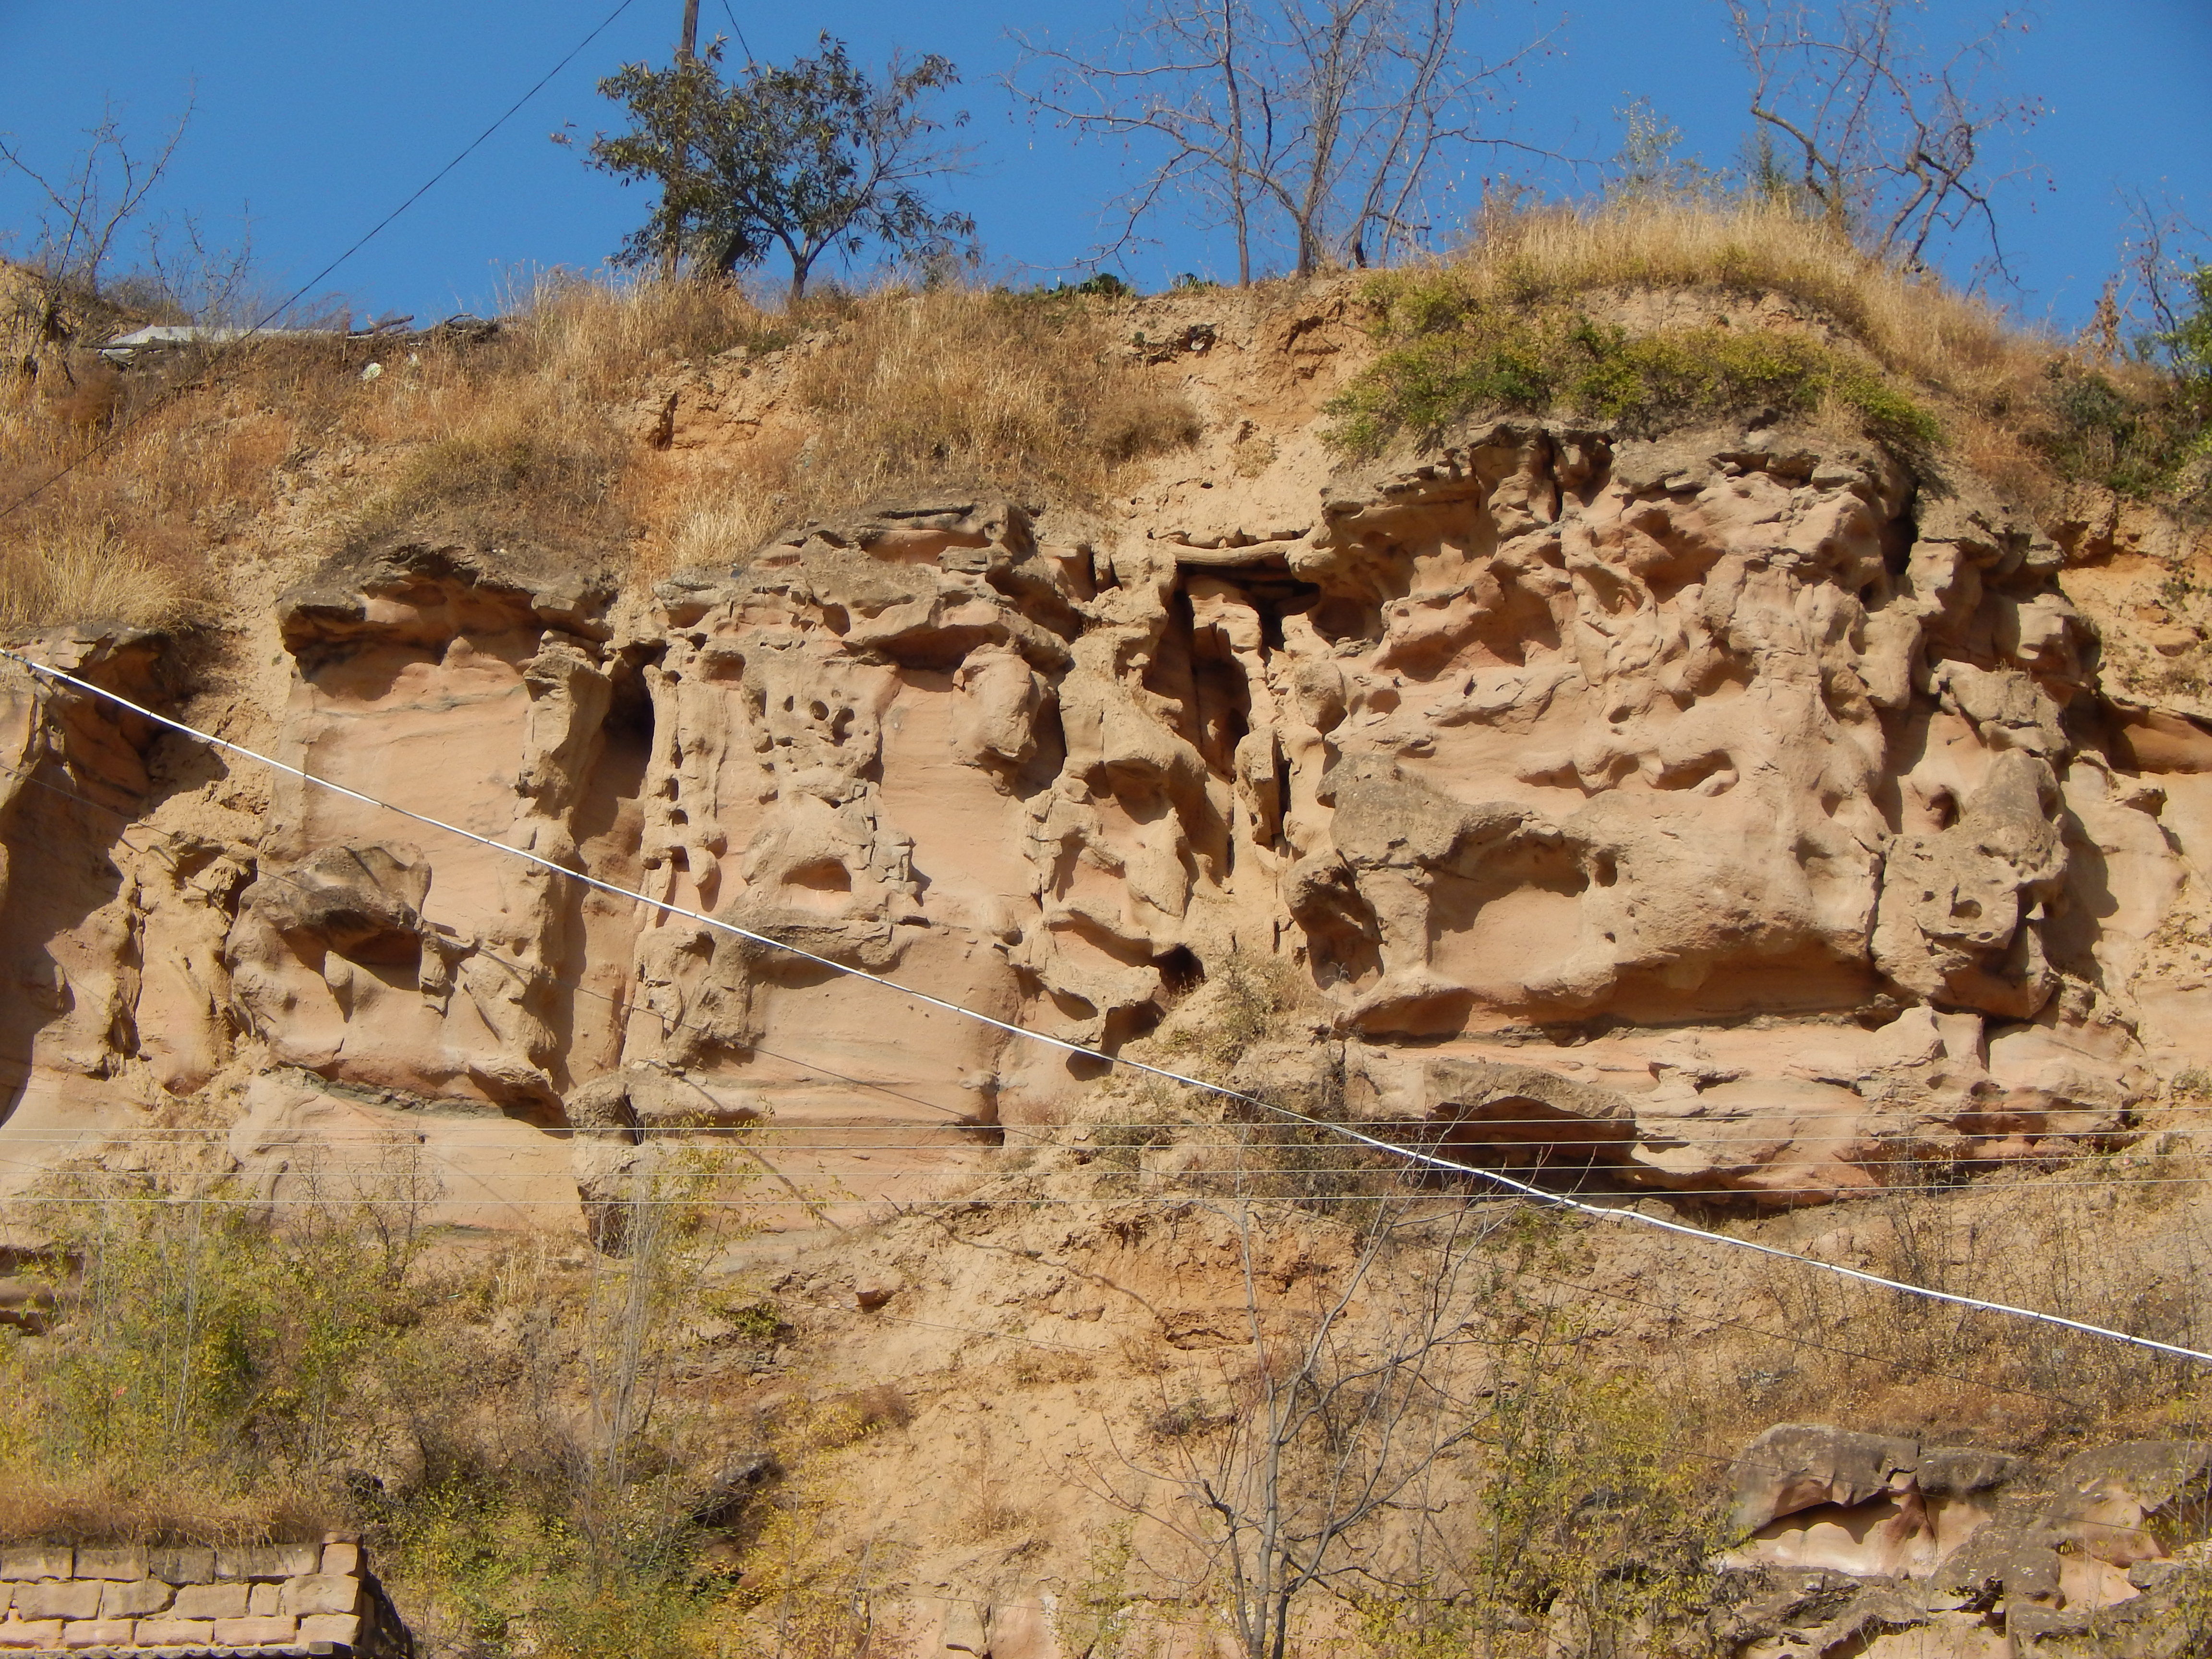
0;270;1198;634
1324;276;1941;455
9;190;2206;639
1323;198;2210;497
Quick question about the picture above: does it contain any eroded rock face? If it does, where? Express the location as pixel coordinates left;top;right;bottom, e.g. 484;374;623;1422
1;414;2204;1225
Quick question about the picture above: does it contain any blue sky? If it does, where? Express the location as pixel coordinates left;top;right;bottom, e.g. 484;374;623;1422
0;0;2206;332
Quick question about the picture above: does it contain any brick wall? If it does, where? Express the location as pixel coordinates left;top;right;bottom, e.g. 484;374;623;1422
0;1538;409;1657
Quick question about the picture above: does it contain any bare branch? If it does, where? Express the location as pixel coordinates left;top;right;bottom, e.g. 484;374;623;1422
1725;0;2045;287
1007;0;1561;283
0;100;201;368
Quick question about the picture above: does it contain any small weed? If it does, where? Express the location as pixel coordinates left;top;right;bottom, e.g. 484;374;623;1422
1154;951;1305;1080
1009;1347;1097;1387
815;1383;911;1445
1057;1523;1145;1659
1144;1396;1219;1441
718;1298;791;1346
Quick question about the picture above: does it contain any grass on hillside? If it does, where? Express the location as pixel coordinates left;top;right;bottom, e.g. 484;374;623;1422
0;199;2204;639
0;1139;808;1659
0;270;1199;637
656;283;1200;572
1324;200;2211;504
7;1127;2212;1659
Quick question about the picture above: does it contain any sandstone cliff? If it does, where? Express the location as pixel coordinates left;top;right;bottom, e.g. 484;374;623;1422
5;240;2212;1659
0;276;2206;1225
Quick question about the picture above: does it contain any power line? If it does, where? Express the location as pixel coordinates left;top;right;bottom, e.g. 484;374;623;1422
0;0;644;529
3;646;2210;1366
0;758;2204;1214
716;0;756;64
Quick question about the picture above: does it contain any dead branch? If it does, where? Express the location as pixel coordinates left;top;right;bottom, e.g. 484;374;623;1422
1725;0;2045;288
1009;0;1560;284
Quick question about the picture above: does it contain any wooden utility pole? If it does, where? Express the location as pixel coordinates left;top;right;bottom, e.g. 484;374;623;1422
662;0;704;278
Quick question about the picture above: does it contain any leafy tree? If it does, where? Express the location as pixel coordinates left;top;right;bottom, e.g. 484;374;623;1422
573;36;976;301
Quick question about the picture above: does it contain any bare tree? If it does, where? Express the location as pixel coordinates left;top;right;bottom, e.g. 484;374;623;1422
0;102;191;358
1010;0;1556;285
1725;0;2046;283
1087;1190;1502;1659
2109;192;2211;364
575;1134;760;1583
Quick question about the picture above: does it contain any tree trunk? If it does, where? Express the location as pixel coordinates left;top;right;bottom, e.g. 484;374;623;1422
662;0;704;280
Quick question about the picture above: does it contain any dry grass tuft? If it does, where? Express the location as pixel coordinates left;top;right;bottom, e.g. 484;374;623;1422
506;270;788;401
0;517;189;633
0;366;289;637
344;403;630;560
0;1472;332;1547
641;285;1197;578
786;287;1195;509
1444;198;2041;398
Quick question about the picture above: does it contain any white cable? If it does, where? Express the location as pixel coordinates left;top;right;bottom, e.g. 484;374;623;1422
6;647;2211;1366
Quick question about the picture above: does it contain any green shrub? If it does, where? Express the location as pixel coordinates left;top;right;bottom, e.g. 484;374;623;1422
2024;263;2212;508
0;1145;766;1659
1325;269;1941;457
2031;361;2207;504
2159;262;2212;426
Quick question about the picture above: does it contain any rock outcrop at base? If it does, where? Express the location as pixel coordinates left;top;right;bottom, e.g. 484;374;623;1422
1719;1424;2212;1657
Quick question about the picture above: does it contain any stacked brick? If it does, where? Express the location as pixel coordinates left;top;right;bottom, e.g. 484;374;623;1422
0;1539;409;1658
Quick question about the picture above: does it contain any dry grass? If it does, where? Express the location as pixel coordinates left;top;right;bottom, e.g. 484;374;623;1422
326;274;789;565
1445;198;2041;394
0;517;190;632
0;270;1199;632
1360;198;2179;506
642;285;1197;577
0;1472;332;1548
0;206;2183;637
0;362;298;636
299;275;1194;589
790;287;1195;502
505;271;789;402
0;270;789;641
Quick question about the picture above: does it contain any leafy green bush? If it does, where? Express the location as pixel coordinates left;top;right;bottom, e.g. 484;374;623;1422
1326;269;1941;457
2161;262;2212;424
2028;262;2212;507
2031;362;2206;504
